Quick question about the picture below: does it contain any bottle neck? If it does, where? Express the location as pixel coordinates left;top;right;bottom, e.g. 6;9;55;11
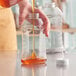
52;2;56;7
48;2;56;8
42;2;56;8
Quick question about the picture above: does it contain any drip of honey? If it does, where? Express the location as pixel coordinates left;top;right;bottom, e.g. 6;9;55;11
21;0;46;65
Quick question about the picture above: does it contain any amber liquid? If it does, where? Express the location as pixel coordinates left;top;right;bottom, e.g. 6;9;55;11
21;34;46;65
21;52;46;65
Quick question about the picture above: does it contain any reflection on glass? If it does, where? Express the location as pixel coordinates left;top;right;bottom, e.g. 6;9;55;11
70;33;76;50
64;33;76;51
21;64;47;76
56;66;69;76
15;50;22;76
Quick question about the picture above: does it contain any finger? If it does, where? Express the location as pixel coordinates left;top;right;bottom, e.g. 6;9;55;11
18;1;30;26
35;9;50;37
41;19;50;37
43;27;49;37
19;6;29;26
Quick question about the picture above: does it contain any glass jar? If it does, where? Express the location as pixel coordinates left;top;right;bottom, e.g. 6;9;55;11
21;13;47;65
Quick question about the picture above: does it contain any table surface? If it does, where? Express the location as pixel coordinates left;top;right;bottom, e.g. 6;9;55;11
0;51;76;76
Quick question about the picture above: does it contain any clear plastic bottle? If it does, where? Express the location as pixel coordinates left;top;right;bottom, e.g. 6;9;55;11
43;3;64;53
21;13;47;65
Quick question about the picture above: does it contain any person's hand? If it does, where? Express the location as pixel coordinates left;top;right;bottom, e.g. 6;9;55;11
18;0;50;37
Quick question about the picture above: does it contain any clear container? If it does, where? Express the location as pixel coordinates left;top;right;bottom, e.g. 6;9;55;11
43;3;64;53
21;13;47;65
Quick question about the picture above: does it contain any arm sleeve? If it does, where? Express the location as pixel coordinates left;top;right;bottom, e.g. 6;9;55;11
0;0;22;7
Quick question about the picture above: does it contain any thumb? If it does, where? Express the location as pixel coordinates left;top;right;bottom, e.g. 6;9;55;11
18;1;29;26
19;6;28;26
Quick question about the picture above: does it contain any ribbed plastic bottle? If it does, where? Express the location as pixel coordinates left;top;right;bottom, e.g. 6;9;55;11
43;2;64;53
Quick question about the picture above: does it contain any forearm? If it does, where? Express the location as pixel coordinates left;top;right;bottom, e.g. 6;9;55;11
18;0;30;9
0;0;28;7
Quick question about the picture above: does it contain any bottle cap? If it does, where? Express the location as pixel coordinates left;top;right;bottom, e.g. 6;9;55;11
56;58;69;69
